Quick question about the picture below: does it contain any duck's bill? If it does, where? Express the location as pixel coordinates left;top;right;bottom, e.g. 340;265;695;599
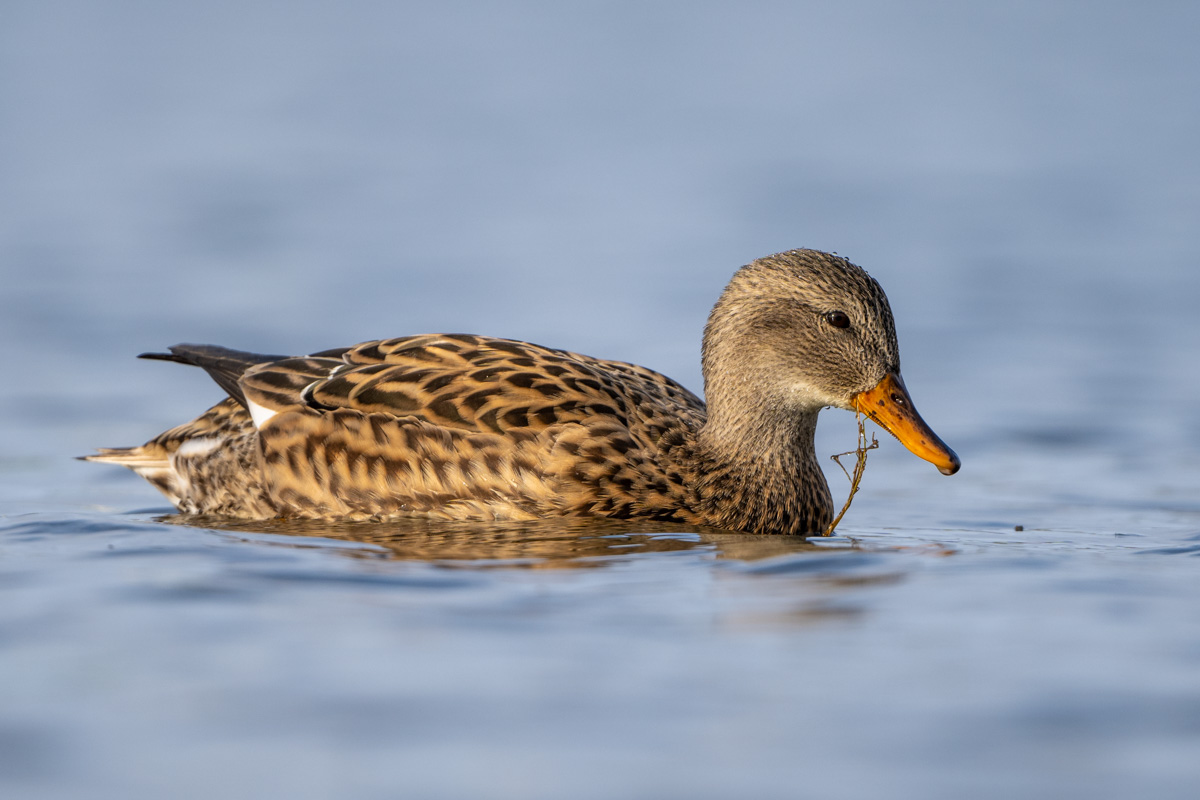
852;373;961;475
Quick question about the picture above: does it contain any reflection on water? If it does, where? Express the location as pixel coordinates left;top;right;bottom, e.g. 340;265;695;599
155;514;929;629
174;513;849;568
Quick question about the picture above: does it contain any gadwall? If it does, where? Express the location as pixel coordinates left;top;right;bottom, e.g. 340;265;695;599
85;249;959;534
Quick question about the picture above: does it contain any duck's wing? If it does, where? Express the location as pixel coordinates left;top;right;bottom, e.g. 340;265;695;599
137;345;288;407
230;334;706;520
239;333;705;438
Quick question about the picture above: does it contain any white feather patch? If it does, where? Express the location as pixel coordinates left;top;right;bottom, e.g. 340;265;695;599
247;399;279;429
175;437;221;458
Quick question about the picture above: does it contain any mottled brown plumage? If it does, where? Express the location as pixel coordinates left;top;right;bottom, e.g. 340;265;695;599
85;249;959;535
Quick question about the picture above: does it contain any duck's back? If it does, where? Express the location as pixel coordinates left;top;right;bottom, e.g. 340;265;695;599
290;333;705;442
95;334;708;521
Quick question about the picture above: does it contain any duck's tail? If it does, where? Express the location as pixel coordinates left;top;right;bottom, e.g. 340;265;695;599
81;343;282;490
78;445;169;470
78;443;180;502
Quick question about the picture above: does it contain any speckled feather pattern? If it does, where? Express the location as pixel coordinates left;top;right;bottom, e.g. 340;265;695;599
96;335;728;524
87;397;276;517
87;250;915;535
245;333;710;522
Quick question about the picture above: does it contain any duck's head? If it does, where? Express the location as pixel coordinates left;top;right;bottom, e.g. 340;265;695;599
702;249;960;476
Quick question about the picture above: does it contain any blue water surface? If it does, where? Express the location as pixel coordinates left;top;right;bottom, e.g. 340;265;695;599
2;3;1199;799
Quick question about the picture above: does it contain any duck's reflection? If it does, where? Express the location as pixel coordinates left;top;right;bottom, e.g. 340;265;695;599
169;514;847;569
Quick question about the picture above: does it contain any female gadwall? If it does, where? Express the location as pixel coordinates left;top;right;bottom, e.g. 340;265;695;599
85;249;959;534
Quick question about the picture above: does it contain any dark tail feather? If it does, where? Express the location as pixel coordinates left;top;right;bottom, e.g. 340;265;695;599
139;344;289;408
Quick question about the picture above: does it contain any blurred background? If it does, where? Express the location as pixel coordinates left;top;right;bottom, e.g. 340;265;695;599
4;1;1195;520
4;1;1197;499
2;1;1200;800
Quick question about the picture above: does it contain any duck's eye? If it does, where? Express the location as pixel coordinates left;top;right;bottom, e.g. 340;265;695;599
824;311;851;329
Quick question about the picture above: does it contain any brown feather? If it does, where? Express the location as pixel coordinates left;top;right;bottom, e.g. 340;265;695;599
85;250;947;535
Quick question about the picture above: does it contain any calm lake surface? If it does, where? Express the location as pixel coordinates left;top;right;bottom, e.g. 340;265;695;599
3;3;1199;799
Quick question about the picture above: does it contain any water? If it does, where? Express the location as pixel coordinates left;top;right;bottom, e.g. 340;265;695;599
3;2;1200;798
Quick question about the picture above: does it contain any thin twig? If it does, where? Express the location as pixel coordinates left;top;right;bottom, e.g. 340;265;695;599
822;413;879;536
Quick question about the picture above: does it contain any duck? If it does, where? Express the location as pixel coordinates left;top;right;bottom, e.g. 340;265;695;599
83;249;959;535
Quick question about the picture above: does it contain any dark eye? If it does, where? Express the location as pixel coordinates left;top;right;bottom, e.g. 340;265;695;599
824;311;851;329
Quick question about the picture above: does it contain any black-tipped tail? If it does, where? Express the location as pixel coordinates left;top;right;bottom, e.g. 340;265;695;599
140;344;288;408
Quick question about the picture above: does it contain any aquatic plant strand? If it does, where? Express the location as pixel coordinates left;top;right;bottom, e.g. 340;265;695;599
823;413;879;536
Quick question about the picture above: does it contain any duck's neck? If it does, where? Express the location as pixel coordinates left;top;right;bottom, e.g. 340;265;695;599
690;275;837;535
691;392;834;536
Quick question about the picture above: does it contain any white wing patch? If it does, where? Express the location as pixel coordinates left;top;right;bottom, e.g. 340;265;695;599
246;399;279;429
